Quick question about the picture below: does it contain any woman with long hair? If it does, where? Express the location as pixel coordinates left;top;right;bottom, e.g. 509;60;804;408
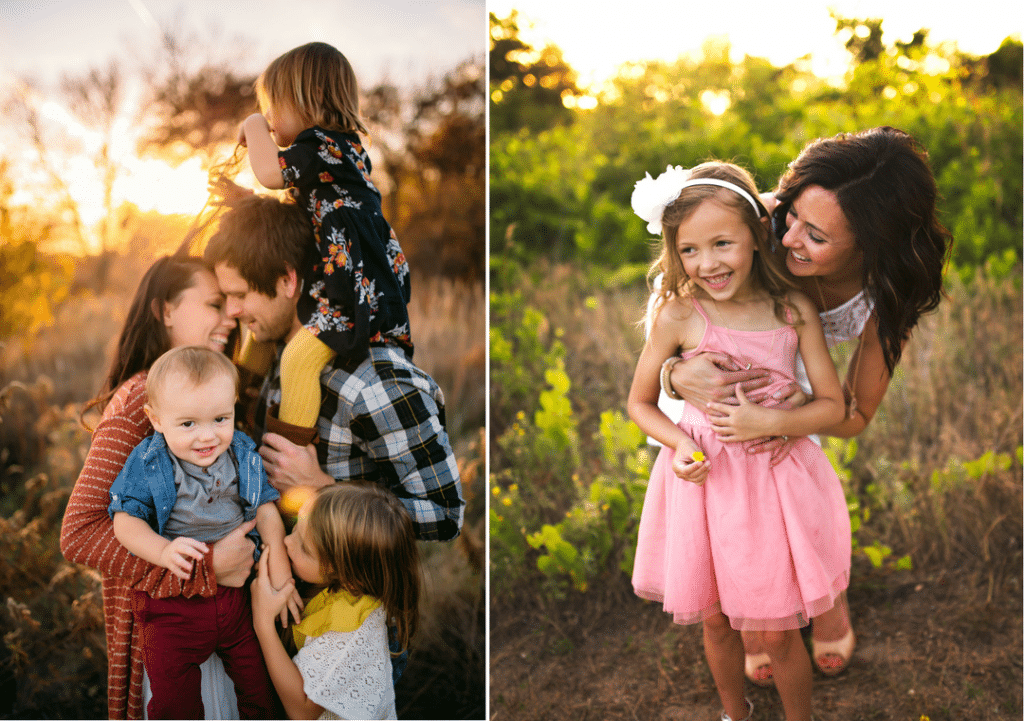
60;255;255;719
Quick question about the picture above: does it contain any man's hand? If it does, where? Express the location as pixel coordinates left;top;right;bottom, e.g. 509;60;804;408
259;432;333;493
210;519;257;587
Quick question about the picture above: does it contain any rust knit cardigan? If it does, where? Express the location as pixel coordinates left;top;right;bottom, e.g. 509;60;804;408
60;371;218;719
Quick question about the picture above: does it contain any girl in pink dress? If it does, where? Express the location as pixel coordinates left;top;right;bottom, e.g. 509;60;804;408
627;161;851;721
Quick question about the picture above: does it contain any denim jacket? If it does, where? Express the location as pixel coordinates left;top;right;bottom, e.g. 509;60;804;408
108;430;278;556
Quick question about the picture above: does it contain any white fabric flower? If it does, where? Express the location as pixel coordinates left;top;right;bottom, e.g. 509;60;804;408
631;165;690;235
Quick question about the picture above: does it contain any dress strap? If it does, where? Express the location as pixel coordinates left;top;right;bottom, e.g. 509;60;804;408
689;296;710;323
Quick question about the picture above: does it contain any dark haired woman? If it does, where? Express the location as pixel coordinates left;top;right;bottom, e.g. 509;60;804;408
661;126;953;684
60;256;254;719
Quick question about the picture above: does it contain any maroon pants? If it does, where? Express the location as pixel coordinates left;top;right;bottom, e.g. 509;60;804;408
133;586;277;719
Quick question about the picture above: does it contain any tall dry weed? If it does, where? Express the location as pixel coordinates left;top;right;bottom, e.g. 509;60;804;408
851;269;1023;582
407;276;486;443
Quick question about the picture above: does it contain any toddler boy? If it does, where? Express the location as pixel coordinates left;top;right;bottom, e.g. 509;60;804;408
108;345;289;719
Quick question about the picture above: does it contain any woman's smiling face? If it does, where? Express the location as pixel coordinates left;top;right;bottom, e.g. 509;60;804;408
780;185;862;280
162;268;236;353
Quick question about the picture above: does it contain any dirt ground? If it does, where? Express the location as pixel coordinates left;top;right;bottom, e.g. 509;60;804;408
490;559;1023;721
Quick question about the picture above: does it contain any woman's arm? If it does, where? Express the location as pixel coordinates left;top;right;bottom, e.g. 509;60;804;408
251;552;324;720
708;294;846;441
819;315;891;438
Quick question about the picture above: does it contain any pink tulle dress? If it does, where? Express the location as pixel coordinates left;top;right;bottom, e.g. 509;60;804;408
632;299;851;631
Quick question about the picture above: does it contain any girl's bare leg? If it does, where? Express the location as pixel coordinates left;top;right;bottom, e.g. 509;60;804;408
760;629;813;721
703;613;748;720
743;592;853;679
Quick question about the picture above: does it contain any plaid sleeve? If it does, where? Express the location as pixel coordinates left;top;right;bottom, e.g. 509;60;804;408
319;354;464;541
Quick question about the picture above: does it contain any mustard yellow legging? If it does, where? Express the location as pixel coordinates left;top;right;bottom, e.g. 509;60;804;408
278;327;336;428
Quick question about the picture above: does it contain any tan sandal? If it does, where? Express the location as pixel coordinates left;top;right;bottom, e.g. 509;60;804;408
812;627;856;676
744;652;774;688
721;698;753;721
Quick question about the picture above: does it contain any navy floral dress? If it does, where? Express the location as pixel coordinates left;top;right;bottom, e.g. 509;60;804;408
279;127;413;364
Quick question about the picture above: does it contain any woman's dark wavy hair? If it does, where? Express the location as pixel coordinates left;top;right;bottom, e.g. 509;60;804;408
772;126;953;374
82;255;214;421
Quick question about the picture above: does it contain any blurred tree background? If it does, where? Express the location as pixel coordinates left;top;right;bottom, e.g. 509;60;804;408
0;25;485;720
490;11;1022;277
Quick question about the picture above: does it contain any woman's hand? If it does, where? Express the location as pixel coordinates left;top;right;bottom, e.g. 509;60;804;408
210;519;257;587
669;352;771;410
672;444;710;487
251;544;296;632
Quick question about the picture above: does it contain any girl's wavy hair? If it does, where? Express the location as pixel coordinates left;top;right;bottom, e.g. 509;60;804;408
772;126;953;374
305;482;421;653
256;42;367;136
651;161;800;326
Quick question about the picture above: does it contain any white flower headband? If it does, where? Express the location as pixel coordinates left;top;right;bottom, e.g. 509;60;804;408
631;165;761;235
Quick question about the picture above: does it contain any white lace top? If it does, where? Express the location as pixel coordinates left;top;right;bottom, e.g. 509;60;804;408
794;289;874;393
293;605;396;720
818;289;874;348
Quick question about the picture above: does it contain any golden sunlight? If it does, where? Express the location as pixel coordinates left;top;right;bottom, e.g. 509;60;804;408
115;156;210;217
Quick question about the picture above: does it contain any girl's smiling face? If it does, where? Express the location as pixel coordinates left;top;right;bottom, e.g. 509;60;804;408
284;498;324;584
780;185;862;280
676;198;759;303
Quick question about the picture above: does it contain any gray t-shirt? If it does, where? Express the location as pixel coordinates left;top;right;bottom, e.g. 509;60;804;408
163;448;246;543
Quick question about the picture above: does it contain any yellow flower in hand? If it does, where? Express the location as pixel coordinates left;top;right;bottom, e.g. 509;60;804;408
691;451;705;462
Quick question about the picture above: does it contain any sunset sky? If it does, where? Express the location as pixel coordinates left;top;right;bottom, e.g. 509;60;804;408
489;0;1021;87
0;0;485;88
0;0;486;240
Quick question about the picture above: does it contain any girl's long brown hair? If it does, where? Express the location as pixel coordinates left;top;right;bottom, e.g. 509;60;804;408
256;42;367;136
306;482;421;652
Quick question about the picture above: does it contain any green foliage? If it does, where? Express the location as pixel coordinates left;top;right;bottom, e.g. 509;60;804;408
489;12;580;134
490;24;1023;275
0;242;72;340
521;409;651;597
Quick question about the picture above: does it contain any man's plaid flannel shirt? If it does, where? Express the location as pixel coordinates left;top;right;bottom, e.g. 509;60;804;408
257;344;464;541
